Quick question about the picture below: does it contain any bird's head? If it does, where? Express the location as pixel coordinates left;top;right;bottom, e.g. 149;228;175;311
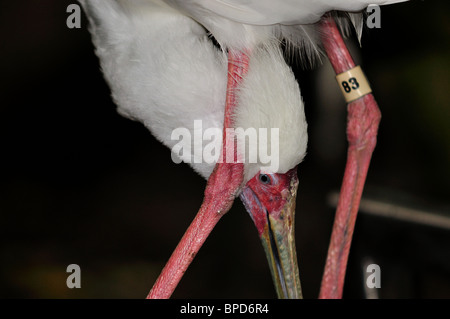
233;43;307;298
240;168;301;298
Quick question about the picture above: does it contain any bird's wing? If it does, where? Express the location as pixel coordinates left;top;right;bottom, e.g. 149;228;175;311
79;0;227;179
167;0;408;26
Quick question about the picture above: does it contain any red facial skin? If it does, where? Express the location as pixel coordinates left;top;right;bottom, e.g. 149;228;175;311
240;167;298;236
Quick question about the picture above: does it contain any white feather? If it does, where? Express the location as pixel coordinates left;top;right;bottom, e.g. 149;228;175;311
79;0;407;183
165;0;408;48
233;43;308;182
80;0;227;178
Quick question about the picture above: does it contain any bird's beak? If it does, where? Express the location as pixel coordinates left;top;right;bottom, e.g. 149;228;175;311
239;171;302;299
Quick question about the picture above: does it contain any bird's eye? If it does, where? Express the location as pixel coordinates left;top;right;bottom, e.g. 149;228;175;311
259;174;271;185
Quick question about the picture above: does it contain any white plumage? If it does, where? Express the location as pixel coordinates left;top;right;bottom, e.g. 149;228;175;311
80;0;304;183
82;0;227;178
79;0;405;184
164;0;406;48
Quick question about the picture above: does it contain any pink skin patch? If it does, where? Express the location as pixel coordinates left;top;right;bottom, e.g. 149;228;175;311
240;167;298;236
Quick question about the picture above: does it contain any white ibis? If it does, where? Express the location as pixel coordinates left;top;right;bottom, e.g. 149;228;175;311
79;0;407;298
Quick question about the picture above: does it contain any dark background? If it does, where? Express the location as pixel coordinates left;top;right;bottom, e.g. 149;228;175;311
1;0;449;298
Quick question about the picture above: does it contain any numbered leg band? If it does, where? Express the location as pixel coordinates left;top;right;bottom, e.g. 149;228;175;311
336;65;372;103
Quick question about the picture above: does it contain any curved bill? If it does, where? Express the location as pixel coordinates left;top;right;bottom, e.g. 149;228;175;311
240;171;302;299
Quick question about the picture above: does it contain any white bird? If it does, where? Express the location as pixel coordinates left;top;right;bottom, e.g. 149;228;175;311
79;0;407;298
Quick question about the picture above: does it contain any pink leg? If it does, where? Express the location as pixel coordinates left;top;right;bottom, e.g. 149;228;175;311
147;50;249;299
319;16;381;299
